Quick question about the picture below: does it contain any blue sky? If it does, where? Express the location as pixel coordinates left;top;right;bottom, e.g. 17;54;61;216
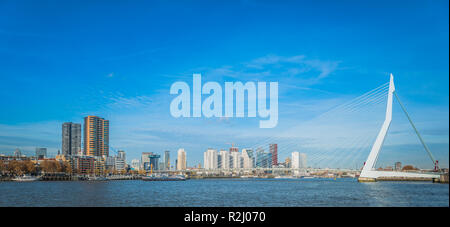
0;0;448;169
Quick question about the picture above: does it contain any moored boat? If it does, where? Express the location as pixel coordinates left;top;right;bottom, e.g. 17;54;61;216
274;176;297;179
142;174;186;181
87;176;109;181
12;175;41;182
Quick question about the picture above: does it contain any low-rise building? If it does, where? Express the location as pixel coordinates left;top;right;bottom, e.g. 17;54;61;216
73;156;95;174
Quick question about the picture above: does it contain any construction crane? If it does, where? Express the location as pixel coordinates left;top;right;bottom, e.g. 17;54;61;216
226;142;238;152
109;146;120;156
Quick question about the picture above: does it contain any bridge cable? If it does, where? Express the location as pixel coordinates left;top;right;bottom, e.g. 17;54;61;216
393;91;438;169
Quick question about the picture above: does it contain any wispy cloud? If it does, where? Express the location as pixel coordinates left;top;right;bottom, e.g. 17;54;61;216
107;95;153;110
244;54;340;83
245;55;306;68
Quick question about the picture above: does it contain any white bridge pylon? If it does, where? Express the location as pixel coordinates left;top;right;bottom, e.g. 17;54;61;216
359;74;440;182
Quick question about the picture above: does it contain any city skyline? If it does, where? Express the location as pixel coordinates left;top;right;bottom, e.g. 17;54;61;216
0;1;448;169
0;98;448;170
0;115;307;169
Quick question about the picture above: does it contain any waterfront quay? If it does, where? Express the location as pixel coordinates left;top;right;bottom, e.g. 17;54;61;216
0;173;141;181
1;166;448;183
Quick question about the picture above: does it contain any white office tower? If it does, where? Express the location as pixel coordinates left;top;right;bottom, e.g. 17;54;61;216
242;149;254;169
291;151;301;176
177;148;187;170
131;159;140;170
114;157;126;171
219;150;230;169
105;156;115;169
291;152;300;169
299;153;307;169
117;150;126;162
204;148;218;170
231;151;242;169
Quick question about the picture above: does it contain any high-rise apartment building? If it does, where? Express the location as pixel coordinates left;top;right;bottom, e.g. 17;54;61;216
219;150;230;169
62;122;81;156
141;152;160;171
35;147;47;159
114;158;126;171
164;150;170;170
291;152;300;169
117;150;126;161
115;150;126;171
141;152;150;168
131;159;140;170
84;116;109;157
255;148;272;168
230;151;241;169
204;148;218;170
394;162;402;171
105;156;115;170
300;153;307;169
177;148;186;170
292;152;307;169
242;148;254;169
270;144;278;166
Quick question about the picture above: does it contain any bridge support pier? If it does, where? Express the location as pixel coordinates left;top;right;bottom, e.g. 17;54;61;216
358;177;376;182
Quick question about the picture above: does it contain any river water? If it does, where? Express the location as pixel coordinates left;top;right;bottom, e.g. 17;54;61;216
0;178;448;207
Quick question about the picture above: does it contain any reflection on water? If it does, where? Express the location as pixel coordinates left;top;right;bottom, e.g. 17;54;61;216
0;178;448;207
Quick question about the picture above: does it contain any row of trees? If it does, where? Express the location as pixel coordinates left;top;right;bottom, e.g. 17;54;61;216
0;160;137;176
402;165;419;171
0;160;36;176
0;160;72;176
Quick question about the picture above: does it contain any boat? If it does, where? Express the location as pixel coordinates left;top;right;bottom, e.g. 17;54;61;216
12;175;41;182
87;176;109;181
142;174;186;181
274;176;296;179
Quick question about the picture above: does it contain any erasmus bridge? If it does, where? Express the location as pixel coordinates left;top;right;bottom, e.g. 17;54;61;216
155;74;443;182
357;74;440;182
